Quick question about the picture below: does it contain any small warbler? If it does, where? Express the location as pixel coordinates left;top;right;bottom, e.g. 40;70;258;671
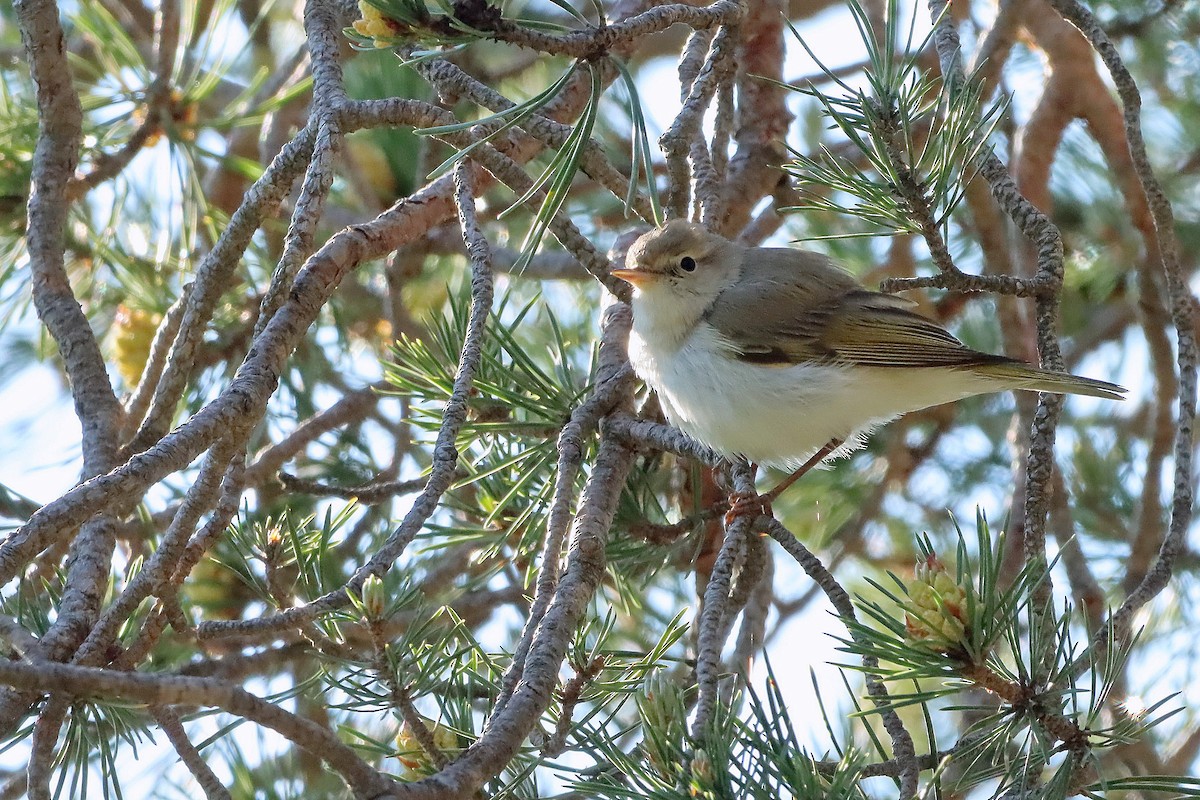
612;220;1124;470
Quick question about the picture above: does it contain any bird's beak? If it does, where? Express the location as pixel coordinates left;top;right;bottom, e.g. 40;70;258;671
610;268;656;287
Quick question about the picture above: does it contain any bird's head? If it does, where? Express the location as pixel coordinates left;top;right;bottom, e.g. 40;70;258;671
612;221;740;345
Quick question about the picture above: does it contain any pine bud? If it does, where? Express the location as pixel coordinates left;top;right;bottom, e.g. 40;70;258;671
638;671;675;731
352;1;404;47
638;672;683;778
361;574;386;620
396;718;456;776
112;305;161;387
689;748;714;797
904;553;969;650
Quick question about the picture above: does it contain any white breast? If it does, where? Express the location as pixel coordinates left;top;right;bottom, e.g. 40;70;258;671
628;321;996;468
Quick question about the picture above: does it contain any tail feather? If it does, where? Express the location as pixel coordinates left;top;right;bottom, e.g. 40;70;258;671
970;362;1126;401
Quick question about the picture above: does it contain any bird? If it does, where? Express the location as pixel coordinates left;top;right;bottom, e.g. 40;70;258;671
610;220;1125;493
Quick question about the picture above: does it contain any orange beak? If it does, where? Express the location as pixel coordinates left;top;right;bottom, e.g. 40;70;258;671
610;268;656;287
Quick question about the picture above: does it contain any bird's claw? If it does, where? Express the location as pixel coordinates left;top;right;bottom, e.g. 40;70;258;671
723;491;772;526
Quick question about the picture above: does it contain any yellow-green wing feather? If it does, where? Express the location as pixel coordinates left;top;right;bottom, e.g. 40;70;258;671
819;292;1124;398
703;248;1125;400
819;291;1005;367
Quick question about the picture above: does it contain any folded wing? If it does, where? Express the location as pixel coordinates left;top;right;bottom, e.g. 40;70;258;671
704;248;1005;369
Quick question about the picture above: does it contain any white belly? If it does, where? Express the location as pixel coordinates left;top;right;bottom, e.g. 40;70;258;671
628;324;995;468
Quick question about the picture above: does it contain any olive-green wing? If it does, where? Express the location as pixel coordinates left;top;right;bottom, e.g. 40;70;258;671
815;290;1009;368
705;249;1006;369
702;248;860;364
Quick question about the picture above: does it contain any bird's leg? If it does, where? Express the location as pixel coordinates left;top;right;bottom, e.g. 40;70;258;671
724;439;844;525
761;438;844;505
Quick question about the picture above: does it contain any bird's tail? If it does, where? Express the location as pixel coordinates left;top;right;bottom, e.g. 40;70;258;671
971;362;1126;401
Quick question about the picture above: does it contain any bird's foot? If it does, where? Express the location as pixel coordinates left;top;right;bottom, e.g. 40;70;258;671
723;491;772;526
720;438;846;526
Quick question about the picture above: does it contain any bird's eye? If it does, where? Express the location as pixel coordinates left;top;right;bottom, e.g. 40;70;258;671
679;256;697;272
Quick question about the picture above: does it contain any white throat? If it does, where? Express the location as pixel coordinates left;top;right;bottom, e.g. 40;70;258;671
628;285;709;355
